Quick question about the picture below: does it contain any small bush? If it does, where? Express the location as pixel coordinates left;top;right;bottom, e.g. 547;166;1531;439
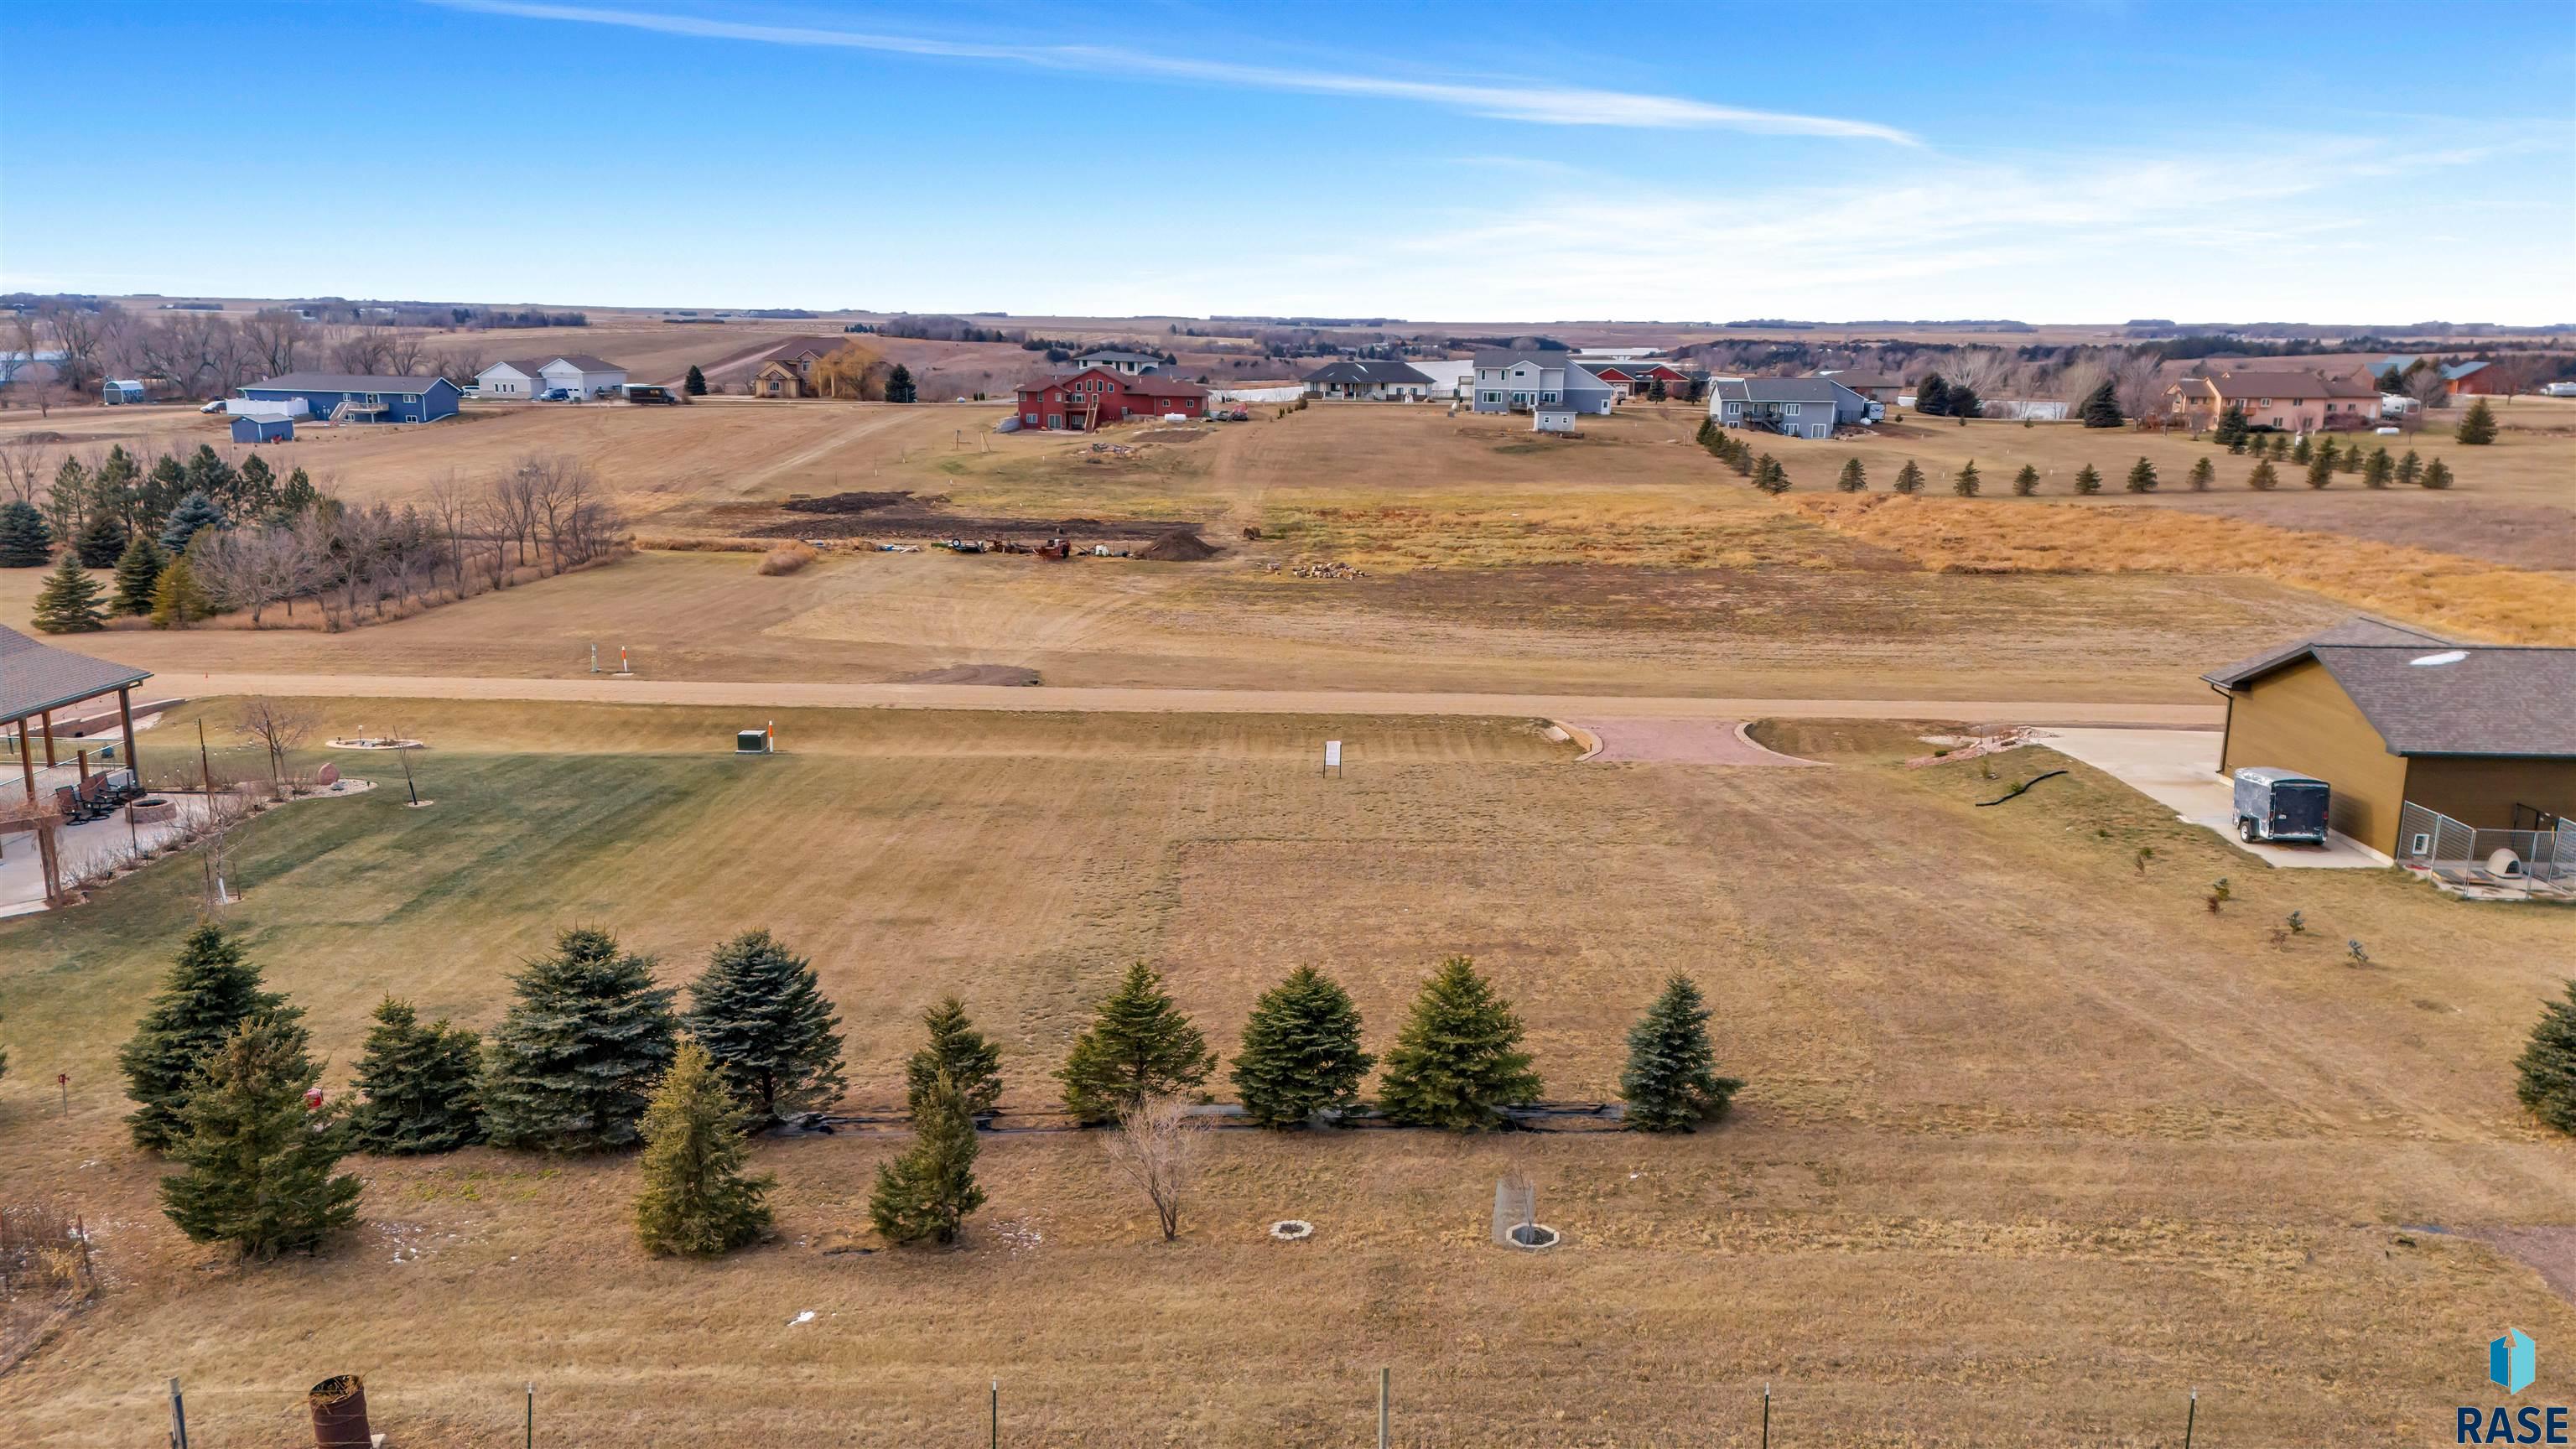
756;543;819;576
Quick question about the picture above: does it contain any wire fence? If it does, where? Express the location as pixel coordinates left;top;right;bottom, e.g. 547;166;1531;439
2396;802;2575;899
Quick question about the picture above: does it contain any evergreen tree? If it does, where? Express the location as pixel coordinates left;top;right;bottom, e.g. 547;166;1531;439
118;925;291;1153
236;454;279;514
2316;436;2340;473
1231;966;1373;1128
1945;382;1983;420
2267;433;2290;460
1375;956;1541;1132
633;1040;775;1257
481;927;679;1152
1619;975;1742;1132
885;364;917;404
75;510;127;568
348;998;485;1155
148;553;210;628
1836;457;1867;493
30;553;106;633
869;1072;984;1245
2339;437;2363;472
141;453;188;530
1892;459;1925;495
2188;457;2215;491
278;467;319;515
2213;403;2250;446
2420;457;2454;490
0;500;49;566
111;532;165;615
683;929;844;1123
2513;979;2576;1136
2305;446;2334;488
2072;463;2102;495
906;996;1003;1118
2289;434;2313;465
2454;397;2497;444
2079;379;2124;428
91;445;139;530
48;456;90;542
2363;448;2394;489
1695;416;1717;449
684;364;709;396
2012;464;2040;496
1914;373;1950;417
1647;377;1667;402
2396;449;2423;486
2125;456;2158;493
1057;962;1214;1122
2248;459;2280;491
1751;454;1790;495
1727;444;1753;477
183;444;238;511
158;490;225;553
159;1013;362;1260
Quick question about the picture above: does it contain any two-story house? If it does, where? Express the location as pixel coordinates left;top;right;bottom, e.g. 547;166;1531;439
2164;371;2380;433
1706;377;1872;439
1470;351;1615;415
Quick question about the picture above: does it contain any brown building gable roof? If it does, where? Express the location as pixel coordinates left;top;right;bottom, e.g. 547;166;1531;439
1016;366;1208;401
0;626;153;726
2199;370;2379;401
2204;616;2576;757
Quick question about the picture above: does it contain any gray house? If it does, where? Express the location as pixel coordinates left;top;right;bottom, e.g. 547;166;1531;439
1707;377;1871;439
1073;349;1165;376
1470;351;1615;415
1302;360;1435;400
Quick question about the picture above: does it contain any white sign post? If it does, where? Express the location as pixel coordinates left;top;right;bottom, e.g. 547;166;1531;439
1323;740;1343;777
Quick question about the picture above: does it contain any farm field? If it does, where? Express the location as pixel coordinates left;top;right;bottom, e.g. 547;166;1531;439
3;701;2573;1445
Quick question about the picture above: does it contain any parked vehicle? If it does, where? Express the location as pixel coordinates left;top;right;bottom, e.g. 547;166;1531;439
541;387;574;402
2232;767;2331;844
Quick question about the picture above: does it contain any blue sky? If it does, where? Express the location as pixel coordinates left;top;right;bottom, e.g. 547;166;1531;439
4;1;2570;323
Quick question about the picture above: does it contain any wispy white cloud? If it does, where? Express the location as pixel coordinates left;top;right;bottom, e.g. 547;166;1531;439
426;0;1919;143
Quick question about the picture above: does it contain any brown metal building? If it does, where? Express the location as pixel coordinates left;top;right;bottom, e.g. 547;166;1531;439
2202;616;2576;857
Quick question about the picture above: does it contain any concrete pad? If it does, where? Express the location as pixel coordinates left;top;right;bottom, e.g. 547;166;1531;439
2038;727;2390;870
1569;719;1821;766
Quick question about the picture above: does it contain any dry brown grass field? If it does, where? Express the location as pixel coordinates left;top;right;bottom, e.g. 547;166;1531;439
3;700;2573;1446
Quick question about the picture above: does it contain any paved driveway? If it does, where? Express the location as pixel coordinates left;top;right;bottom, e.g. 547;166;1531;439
2038;727;2390;869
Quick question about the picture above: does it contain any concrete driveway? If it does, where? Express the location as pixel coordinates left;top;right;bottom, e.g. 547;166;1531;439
2038;728;2391;869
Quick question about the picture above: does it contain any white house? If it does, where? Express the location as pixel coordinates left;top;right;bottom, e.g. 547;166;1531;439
1301;360;1434;401
477;354;629;400
1533;406;1580;434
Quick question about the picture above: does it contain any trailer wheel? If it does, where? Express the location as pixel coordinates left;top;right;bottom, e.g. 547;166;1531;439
2238;817;2261;844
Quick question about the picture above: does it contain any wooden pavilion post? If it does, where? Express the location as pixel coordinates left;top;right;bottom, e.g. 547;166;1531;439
16;718;60;904
118;686;140;783
13;716;32;806
40;709;55;766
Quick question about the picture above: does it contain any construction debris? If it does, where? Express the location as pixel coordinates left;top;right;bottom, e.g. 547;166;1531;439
1905;727;2036;770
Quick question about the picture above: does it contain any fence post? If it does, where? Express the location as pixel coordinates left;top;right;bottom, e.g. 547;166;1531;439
1761;1382;1770;1449
1378;1367;1389;1449
2183;1387;2197;1448
525;1381;533;1448
989;1379;999;1449
168;1377;188;1449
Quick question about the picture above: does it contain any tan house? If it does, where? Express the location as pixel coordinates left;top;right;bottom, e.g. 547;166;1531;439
2201;616;2576;859
747;337;847;398
2165;370;2379;433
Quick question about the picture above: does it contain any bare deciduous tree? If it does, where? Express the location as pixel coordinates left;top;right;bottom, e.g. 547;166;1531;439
1104;1094;1203;1243
2112;352;2167;421
232;697;321;792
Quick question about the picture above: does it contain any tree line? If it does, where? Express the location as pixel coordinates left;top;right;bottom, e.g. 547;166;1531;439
114;926;1742;1263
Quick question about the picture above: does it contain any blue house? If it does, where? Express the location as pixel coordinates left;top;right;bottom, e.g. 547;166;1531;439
230;414;294;444
237;371;460;424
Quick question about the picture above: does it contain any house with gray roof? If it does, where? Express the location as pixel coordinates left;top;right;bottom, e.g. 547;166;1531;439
2200;615;2576;859
1470;351;1614;416
1301;360;1436;401
1706;377;1872;439
238;372;460;423
476;354;629;400
1073;349;1166;376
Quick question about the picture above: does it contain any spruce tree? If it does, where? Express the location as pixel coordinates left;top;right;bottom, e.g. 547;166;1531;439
1057;962;1214;1122
236;454;278;514
2248;459;2280;491
870;1072;984;1245
2305;447;2334;488
2396;449;2422;486
278;467;319;515
1231;966;1373;1128
480;927;679;1152
159;1013;362;1260
1696;416;1717;449
49;455;90;539
1914;374;1950;417
2079;379;2123;428
148;553;210;628
2226;433;2247;455
2316;436;2340;473
159;490;225;553
683;929;846;1123
92;445;139;528
1952;460;1981;496
2513;979;2576;1136
633;1040;775;1257
906;996;1003;1118
75;510;127;568
2454;397;2497;444
2213;403;2249;446
118;925;291;1153
2290;434;2313;465
112;532;165;615
684;364;708;396
1619;975;1742;1132
2125;456;2158;493
2339;437;2363;472
2363;448;2393;489
348;998;485;1155
1751;454;1790;495
0;500;49;566
2267;433;2290;460
2420;457;2454;490
2072;463;2102;496
31;553;107;633
1945;382;1983;420
141;453;187;530
1892;459;1924;495
885;364;917;404
2012;464;2040;496
1375;956;1540;1132
1727;443;1753;476
1836;457;1867;493
2188;457;2215;492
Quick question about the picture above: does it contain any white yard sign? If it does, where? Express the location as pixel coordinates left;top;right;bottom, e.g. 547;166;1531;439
1323;740;1343;776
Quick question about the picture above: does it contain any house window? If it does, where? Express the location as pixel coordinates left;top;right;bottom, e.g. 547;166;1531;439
1025;413;1038;425
2409;832;2431;857
1783;403;1801;416
1726;402;1742;415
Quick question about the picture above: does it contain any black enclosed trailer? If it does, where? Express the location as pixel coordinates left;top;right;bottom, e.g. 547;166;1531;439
2232;767;2330;844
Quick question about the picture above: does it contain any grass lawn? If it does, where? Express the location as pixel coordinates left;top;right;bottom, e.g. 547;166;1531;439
3;700;2573;1445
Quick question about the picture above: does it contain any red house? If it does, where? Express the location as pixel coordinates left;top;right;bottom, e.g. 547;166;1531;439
1583;361;1688;397
1014;366;1208;431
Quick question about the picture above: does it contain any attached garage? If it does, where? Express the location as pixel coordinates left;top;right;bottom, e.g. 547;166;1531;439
2202;615;2576;862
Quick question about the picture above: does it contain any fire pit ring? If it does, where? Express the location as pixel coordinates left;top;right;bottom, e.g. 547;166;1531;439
1506;1223;1561;1251
127;797;176;825
1269;1219;1314;1242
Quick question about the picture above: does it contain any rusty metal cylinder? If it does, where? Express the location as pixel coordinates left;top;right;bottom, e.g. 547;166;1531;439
309;1374;371;1447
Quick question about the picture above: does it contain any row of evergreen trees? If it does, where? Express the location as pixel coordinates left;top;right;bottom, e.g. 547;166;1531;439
13;444;317;568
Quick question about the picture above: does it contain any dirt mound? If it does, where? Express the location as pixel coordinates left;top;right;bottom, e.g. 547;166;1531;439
895;664;1041;686
1135;529;1222;562
782;491;934;516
